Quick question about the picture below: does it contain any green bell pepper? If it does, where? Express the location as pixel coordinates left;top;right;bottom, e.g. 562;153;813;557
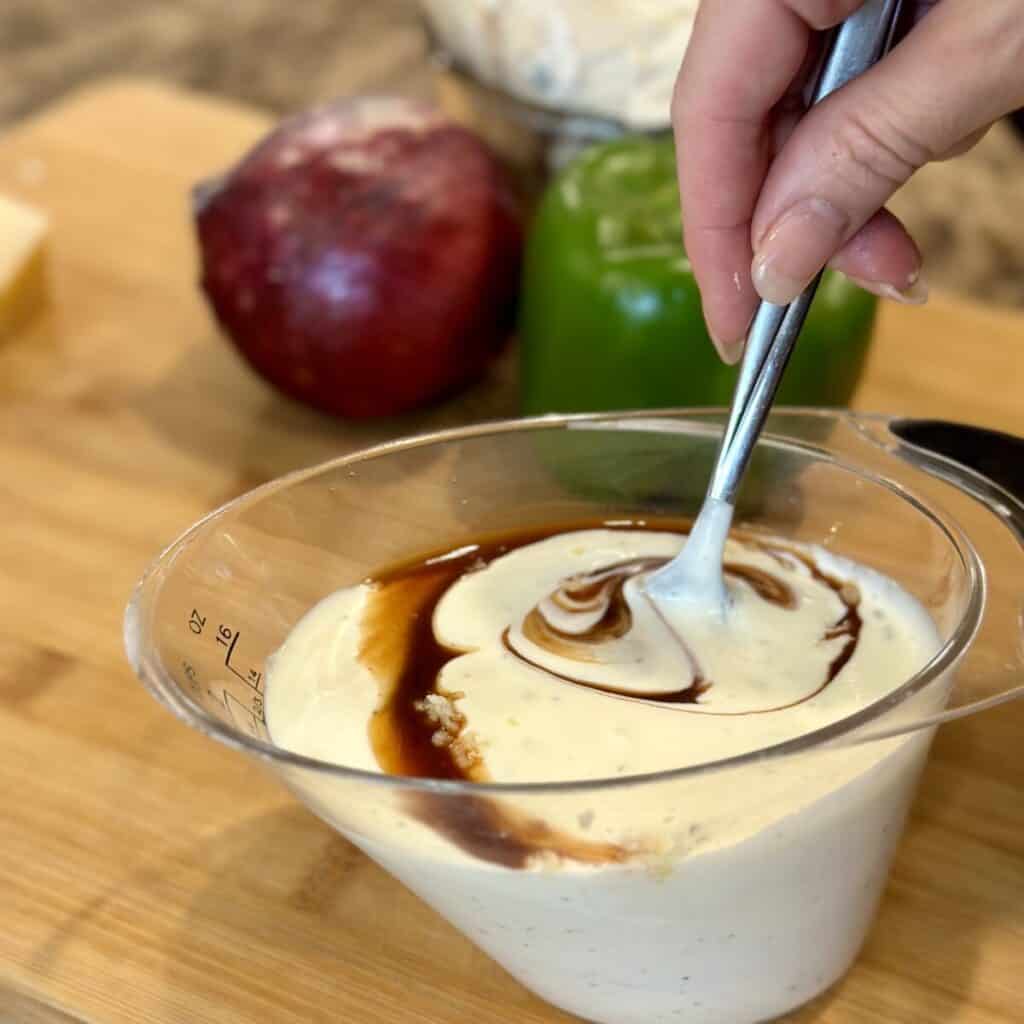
519;135;877;416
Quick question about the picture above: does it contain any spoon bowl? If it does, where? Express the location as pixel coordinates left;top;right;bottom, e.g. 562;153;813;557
644;495;733;617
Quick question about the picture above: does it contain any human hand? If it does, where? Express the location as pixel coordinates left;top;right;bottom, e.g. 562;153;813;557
672;0;1024;362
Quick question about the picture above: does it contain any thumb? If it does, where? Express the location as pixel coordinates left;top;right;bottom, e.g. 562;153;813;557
750;0;1024;305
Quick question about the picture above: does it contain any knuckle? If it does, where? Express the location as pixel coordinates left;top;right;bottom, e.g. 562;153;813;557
670;56;700;127
827;108;930;194
788;0;864;31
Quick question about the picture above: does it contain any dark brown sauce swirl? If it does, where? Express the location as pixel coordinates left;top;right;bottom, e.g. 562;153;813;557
502;626;711;705
359;519;862;868
403;792;632;870
521;559;657;659
511;557;802;705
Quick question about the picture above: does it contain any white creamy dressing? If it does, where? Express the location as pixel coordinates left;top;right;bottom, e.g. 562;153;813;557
265;526;946;1023
267;529;939;783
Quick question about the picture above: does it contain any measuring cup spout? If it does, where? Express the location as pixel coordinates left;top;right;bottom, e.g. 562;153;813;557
847;416;1024;740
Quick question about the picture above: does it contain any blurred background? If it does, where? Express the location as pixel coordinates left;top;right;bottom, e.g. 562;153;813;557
2;0;1023;309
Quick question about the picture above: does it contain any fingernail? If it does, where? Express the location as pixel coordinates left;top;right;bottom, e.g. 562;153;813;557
752;198;849;305
709;328;744;366
845;269;930;306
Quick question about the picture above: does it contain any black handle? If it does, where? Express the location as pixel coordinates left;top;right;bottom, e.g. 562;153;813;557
890;418;1024;504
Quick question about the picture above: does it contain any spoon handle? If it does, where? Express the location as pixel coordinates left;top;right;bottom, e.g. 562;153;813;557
707;0;906;506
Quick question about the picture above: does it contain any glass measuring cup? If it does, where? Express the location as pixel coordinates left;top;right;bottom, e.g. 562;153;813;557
124;410;1024;1024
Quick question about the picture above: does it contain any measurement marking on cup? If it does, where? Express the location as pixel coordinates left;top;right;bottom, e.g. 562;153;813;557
188;609;264;690
185;608;268;728
214;622;264;693
181;660;201;696
224;689;264;738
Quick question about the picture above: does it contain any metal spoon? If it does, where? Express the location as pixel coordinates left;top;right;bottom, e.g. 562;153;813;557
646;0;906;616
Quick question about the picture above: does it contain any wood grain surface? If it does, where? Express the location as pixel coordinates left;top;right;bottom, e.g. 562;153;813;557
1;79;1023;1024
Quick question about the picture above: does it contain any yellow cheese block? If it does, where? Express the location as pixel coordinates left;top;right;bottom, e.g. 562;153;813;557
0;193;49;339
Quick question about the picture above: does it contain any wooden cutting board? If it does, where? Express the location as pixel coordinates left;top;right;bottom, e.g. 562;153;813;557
2;79;1023;1024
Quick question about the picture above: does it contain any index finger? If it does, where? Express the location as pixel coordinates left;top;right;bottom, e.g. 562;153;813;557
671;0;864;358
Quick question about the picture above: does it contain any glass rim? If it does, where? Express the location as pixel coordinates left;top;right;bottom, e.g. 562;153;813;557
124;408;985;796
